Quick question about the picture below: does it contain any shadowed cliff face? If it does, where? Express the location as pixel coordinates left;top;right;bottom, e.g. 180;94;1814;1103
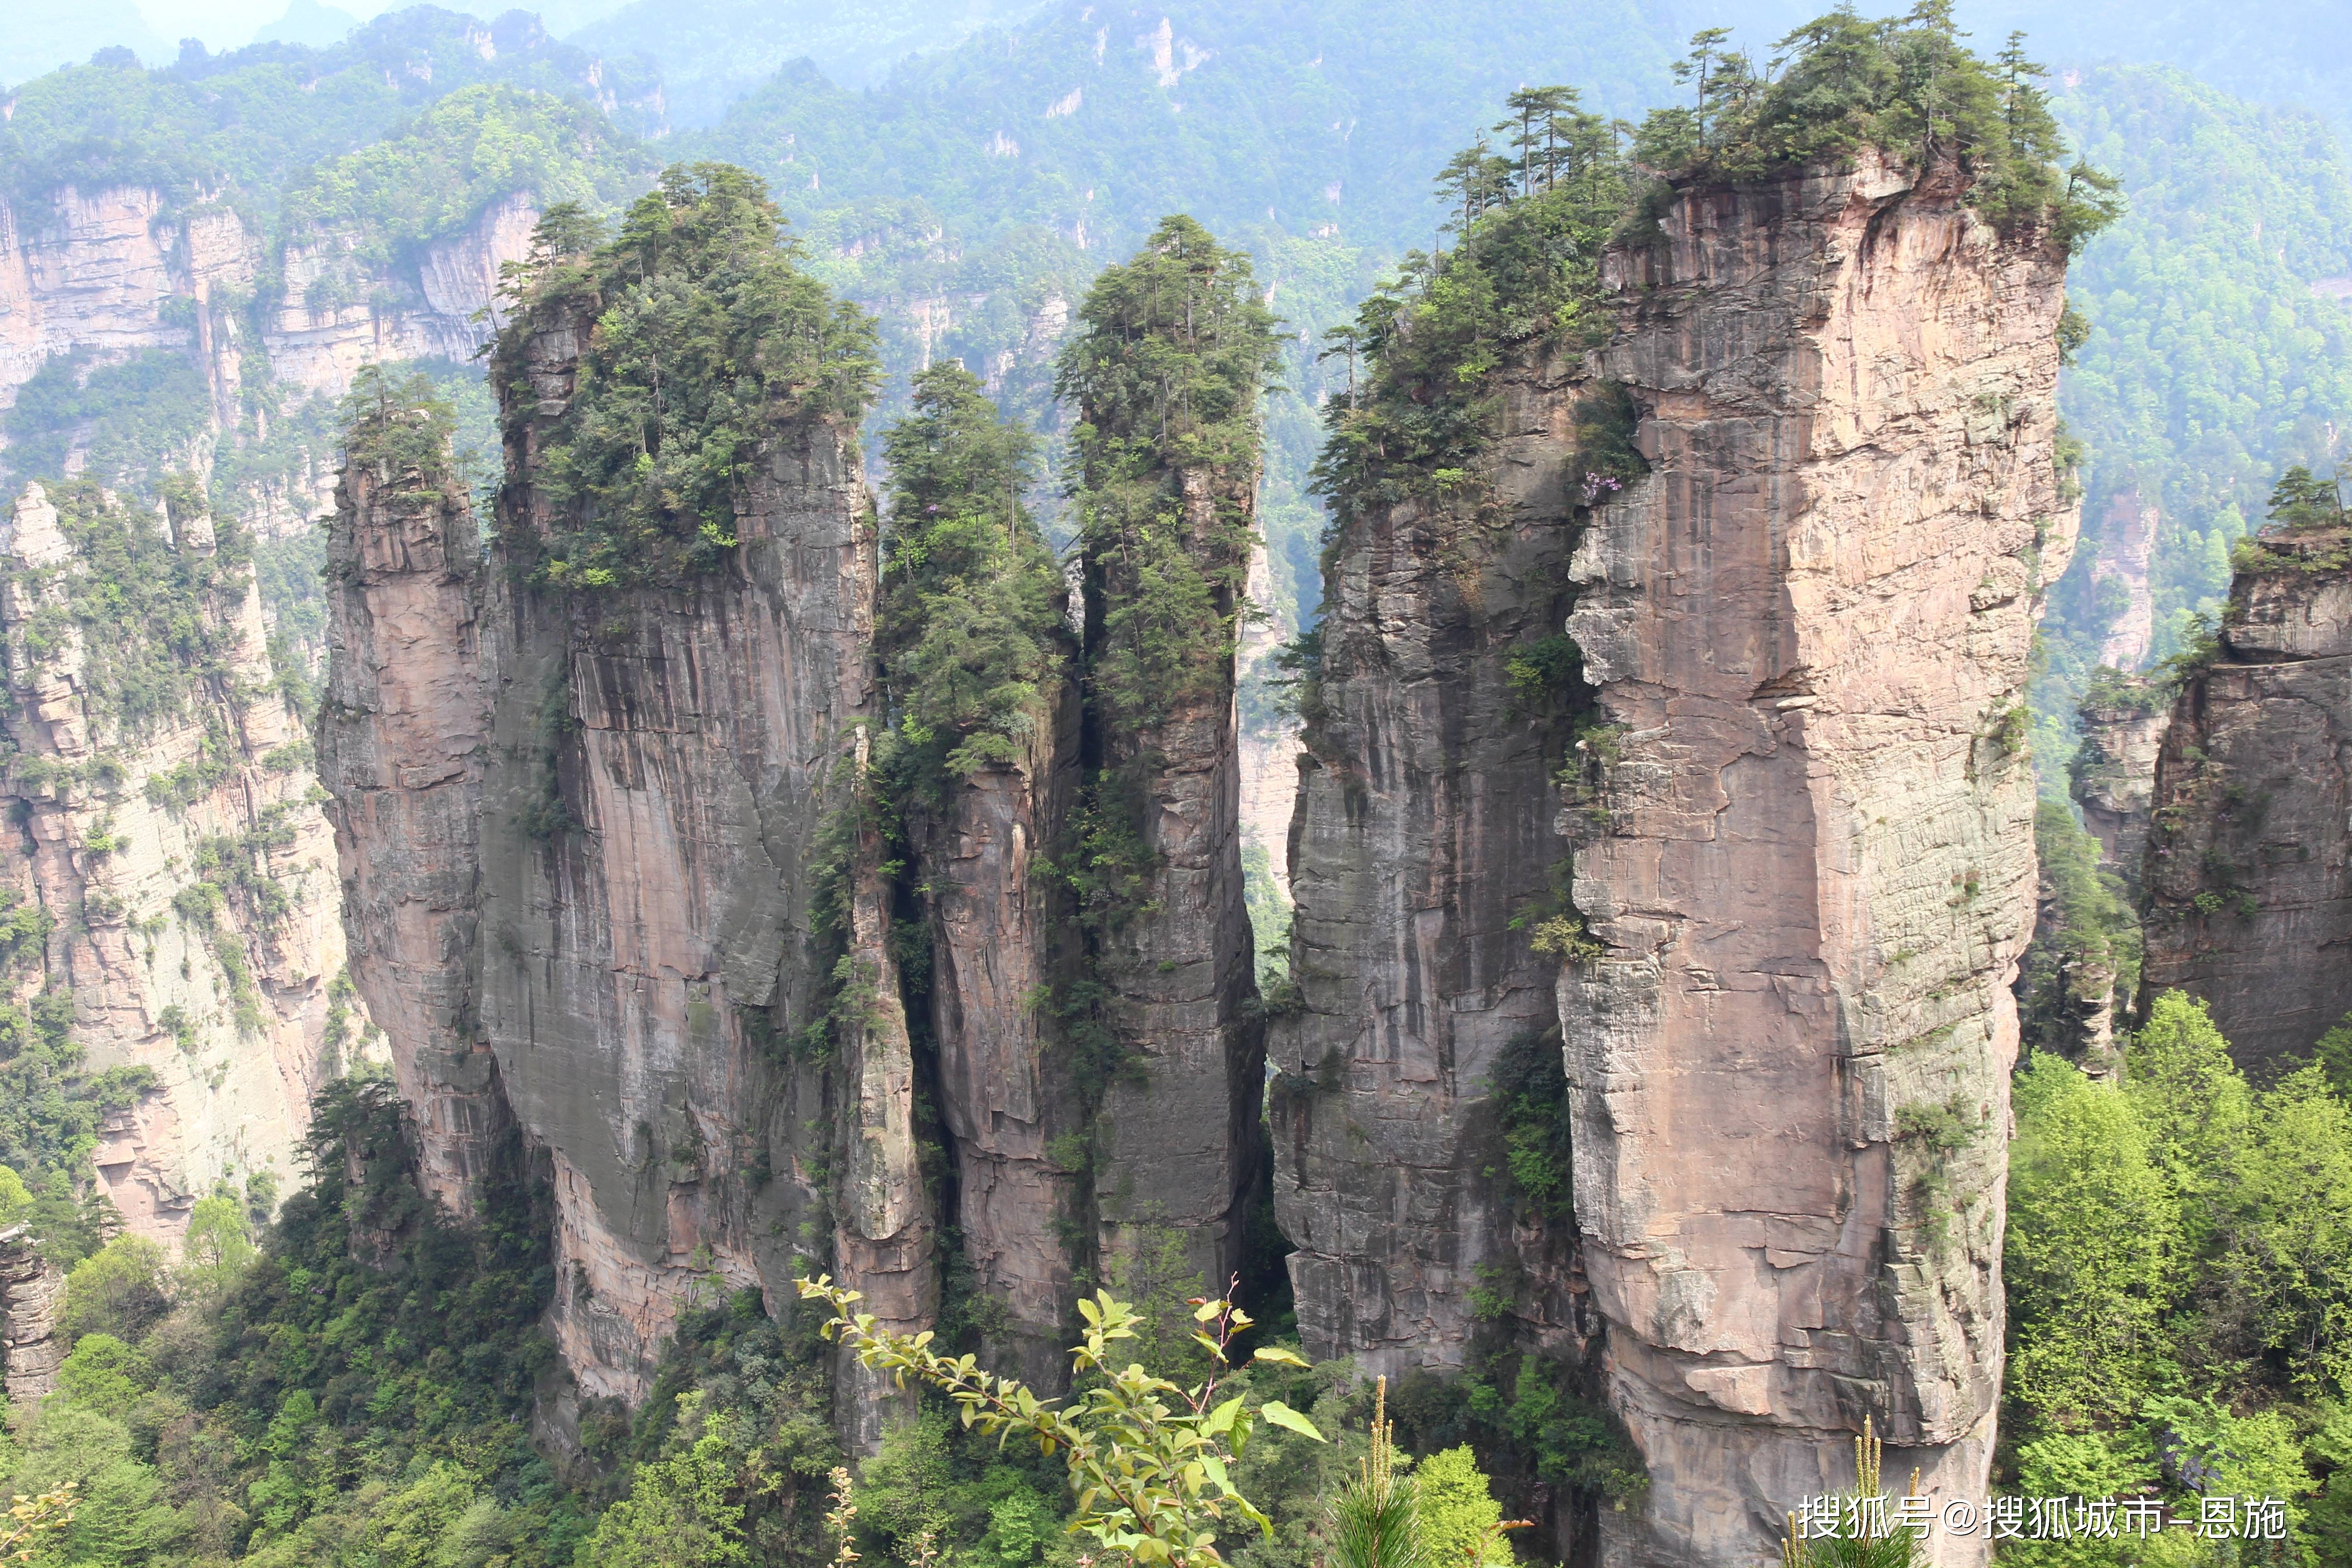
325;288;927;1446
2141;525;2352;1069
910;683;1085;1388
1268;354;1592;1377
474;299;912;1415
1562;151;2074;1568
1083;456;1269;1297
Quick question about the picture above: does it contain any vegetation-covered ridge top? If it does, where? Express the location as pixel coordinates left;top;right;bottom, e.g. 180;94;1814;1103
1630;4;2121;243
1308;6;2116;536
491;162;882;589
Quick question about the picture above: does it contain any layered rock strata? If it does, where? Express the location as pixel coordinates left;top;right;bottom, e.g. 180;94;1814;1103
1;481;357;1244
2071;676;2168;887
1560;152;2074;1567
0;184;536;415
1268;364;1589;1373
477;302;904;1407
2139;524;2352;1067
0;1226;65;1401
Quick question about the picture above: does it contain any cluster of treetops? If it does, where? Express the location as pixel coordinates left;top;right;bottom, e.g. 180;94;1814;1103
0;10;2137;1564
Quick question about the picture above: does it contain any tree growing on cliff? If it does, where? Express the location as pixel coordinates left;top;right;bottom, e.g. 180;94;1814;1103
494;162;882;589
875;361;1070;799
1627;10;2121;245
1056;214;1280;737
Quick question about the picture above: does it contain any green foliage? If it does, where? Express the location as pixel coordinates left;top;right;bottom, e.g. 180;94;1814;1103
2015;801;2143;1056
0;1072;591;1564
1481;1030;1573;1221
282;84;650;270
2001;992;2352;1552
2264;463;2350;531
802;1276;1325;1567
1240;845;1292;993
1;348;213;485
338;363;463;482
0;975;152;1269
0;10;656;215
876;361;1071;796
1323;1386;1426;1568
579;1394;752;1568
60;1234;173;1344
1313;131;1637;523
1777;1420;1924;1568
11;478;251;738
180;1191;258;1293
1409;1446;1512;1568
498;165;882;590
1634;14;2118;245
2039;65;2352;684
1061;214;1281;734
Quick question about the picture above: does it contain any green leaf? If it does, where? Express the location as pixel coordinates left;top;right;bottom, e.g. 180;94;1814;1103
1251;1345;1310;1367
1255;1401;1326;1442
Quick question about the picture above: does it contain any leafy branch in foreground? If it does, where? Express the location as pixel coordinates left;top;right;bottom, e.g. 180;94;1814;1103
0;1482;77;1562
796;1277;1324;1567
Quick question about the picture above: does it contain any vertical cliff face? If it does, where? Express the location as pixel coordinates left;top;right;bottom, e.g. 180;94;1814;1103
2072;676;2169;885
1;480;356;1244
1561;152;2074;1566
0;185;537;416
464;299;907;1410
0;1226;65;1401
2140;524;2352;1068
318;450;499;1212
1060;222;1278;1298
1268;359;1588;1373
1085;459;1267;1294
911;686;1084;1385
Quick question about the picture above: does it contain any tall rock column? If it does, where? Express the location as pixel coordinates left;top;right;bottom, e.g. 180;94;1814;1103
1267;353;1589;1372
319;444;500;1214
875;361;1086;1388
2139;521;2352;1067
1060;217;1281;1294
1560;152;2075;1567
914;690;1084;1384
474;296;905;1408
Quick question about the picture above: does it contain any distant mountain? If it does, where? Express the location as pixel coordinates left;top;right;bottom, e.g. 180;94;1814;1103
253;0;365;47
572;0;1048;125
1;0;172;88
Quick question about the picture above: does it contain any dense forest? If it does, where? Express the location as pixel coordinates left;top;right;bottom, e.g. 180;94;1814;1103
2;0;2350;1565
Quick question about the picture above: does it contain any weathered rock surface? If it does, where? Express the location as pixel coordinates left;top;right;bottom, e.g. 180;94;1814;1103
318;454;500;1213
0;185;535;414
912;679;1085;1387
475;303;900;1411
2090;487;2158;670
0;184;537;534
1086;467;1267;1295
1;481;359;1245
2140;524;2352;1067
0;1225;65;1401
325;287;929;1444
2072;676;2168;888
1560;151;2074;1568
1267;359;1588;1375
